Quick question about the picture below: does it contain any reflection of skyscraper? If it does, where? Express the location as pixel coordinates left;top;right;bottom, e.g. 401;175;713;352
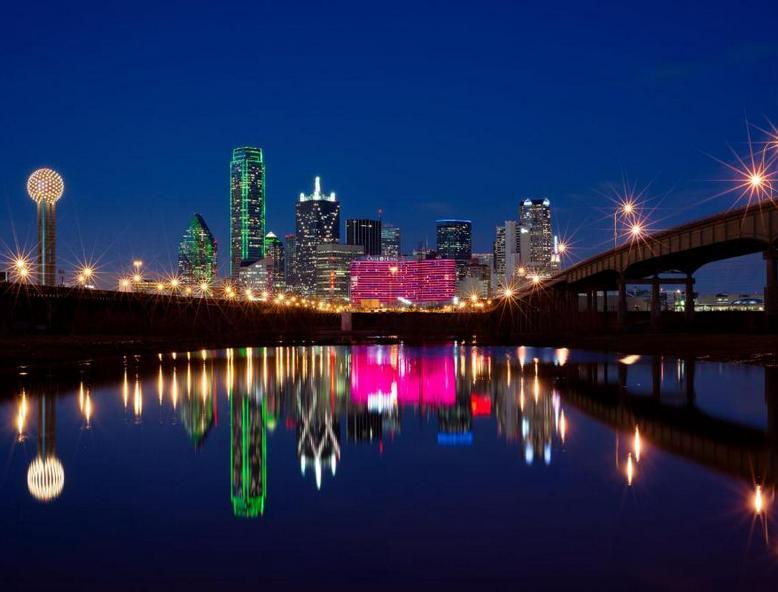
230;393;267;517
230;147;266;278
346;218;382;256
178;213;217;286
381;223;401;258
297;382;341;490
295;177;341;295
180;362;216;447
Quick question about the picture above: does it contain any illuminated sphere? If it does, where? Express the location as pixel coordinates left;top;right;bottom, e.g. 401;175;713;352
27;168;64;205
26;456;65;502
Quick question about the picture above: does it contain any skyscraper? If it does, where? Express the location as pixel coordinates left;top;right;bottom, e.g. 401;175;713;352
381;223;401;259
285;232;297;290
436;219;472;278
27;168;64;286
178;213;217;286
264;232;285;291
346;218;382;256
230;147;266;279
295;177;341;295
315;243;364;299
520;198;553;276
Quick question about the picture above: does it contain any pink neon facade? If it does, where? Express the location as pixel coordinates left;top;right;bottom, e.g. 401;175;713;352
350;346;455;407
349;258;456;305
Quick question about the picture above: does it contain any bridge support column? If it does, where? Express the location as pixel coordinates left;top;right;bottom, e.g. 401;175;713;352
684;358;696;406
652;356;662;401
765;250;778;330
650;276;661;330
586;290;594;312
684;274;695;325
617;277;627;329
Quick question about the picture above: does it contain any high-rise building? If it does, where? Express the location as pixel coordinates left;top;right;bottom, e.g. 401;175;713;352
520;198;553;275
284;233;297;291
315;243;364;299
436;220;472;278
349;259;456;307
264;232;285;292
381;223;401;259
27;168;64;286
346;219;382;256
230;147;266;279
295;177;341;295
493;225;506;283
178;213;217;286
238;258;271;292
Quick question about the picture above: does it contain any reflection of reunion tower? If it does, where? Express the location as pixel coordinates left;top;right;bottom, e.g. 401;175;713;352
27;395;65;502
27;168;65;285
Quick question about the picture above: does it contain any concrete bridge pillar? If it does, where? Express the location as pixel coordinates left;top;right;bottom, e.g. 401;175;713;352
617;277;627;328
684;274;695;325
650;276;661;330
766;366;778;445
684;358;696;406
765;250;778;329
651;356;662;400
586;290;594;313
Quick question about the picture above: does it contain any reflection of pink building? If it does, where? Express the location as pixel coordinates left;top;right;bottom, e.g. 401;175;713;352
349;259;456;306
350;346;455;407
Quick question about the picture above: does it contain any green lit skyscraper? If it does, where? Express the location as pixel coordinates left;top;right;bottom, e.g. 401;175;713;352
230;147;266;279
178;213;217;286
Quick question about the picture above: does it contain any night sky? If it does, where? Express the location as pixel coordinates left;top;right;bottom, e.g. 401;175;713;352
1;0;777;291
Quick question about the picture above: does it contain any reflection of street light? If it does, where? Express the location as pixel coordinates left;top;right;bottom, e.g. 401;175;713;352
754;485;765;514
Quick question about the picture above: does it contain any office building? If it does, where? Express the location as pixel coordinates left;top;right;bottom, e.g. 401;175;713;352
230;147;266;278
436;220;472;278
284;233;297;290
349;259;456;307
381;223;401;258
178;213;217;286
264;231;285;291
520;198;553;276
315;243;364;299
238;258;271;292
346;218;382;256
295;176;341;295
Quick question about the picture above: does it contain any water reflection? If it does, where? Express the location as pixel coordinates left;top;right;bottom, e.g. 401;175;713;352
7;345;777;536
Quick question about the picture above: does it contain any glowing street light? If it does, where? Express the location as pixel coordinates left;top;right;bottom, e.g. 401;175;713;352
503;287;514;298
629;223;644;239
614;199;638;249
13;256;31;283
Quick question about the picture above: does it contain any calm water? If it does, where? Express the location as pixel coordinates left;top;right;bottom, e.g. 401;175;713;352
2;344;778;590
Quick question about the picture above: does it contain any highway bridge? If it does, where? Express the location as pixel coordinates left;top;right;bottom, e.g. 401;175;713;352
502;201;778;333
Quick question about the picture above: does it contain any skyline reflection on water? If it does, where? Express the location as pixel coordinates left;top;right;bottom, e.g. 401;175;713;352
2;344;778;589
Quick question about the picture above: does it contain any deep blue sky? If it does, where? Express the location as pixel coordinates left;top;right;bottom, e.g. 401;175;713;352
1;0;777;290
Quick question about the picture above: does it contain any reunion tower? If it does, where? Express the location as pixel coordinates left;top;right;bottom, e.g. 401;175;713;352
27;168;64;286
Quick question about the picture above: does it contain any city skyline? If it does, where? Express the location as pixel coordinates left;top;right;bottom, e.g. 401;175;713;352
2;1;776;293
